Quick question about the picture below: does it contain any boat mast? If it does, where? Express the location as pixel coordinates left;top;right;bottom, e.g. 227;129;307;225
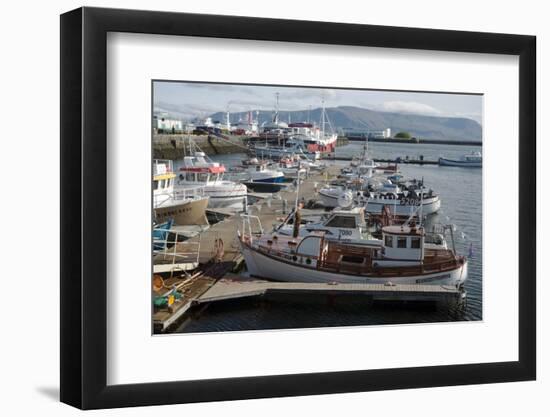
294;169;301;211
274;92;279;124
419;178;424;224
320;96;325;139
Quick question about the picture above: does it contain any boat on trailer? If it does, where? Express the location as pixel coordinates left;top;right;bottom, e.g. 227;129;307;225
239;215;467;286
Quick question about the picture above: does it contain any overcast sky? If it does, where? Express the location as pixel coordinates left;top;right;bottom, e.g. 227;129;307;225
153;81;483;124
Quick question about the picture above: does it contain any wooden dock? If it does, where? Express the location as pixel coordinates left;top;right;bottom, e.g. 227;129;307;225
198;276;464;304
154;272;464;333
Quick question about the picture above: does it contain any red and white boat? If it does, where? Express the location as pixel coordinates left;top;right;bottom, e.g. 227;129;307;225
178;151;247;211
252;98;337;158
287;99;337;153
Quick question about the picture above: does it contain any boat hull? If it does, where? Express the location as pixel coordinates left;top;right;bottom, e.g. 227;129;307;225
154;197;209;225
207;194;248;210
243;181;287;193
252;175;285;183
200;183;248;211
439;157;482;168
318;189;441;215
364;197;441;216
241;241;467;286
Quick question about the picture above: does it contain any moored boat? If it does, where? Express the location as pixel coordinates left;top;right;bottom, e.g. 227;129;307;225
178;151;248;211
239;216;467;286
318;178;440;217
439;151;482;167
153;159;209;225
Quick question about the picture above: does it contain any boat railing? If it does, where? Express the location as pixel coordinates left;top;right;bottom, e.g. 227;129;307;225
172;185;206;200
240;214;264;241
153;229;201;278
153;159;174;175
317;256;459;277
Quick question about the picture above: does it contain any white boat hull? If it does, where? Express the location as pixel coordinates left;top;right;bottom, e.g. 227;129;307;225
439;157;482;168
207;193;248;210
241;242;467;286
363;197;441;216
177;182;248;211
319;189;441;215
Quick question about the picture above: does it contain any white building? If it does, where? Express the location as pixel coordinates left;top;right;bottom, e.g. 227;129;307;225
343;127;392;139
154;113;183;132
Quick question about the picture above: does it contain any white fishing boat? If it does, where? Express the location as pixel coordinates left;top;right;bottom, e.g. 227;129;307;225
276;157;309;180
341;158;377;179
319;185;440;218
246;163;285;183
239;215;467;286
178;151;247;211
276;206;448;250
439;151;482;167
252;96;337;159
153;159;209;225
241;162;287;192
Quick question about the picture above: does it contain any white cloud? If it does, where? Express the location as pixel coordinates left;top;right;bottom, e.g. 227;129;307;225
380;101;443;116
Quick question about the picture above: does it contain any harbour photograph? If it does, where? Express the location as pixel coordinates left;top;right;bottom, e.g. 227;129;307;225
151;80;483;334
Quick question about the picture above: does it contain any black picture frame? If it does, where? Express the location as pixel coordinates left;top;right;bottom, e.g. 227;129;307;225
60;6;536;410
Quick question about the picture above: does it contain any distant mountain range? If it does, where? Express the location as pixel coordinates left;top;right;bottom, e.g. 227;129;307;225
209;106;481;142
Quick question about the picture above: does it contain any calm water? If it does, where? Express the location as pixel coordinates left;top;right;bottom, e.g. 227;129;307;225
176;142;482;333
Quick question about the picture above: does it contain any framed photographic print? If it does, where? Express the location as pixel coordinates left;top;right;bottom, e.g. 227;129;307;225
60;7;536;409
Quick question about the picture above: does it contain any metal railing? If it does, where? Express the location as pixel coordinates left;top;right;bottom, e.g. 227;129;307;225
153;159;174;175
153;229;201;278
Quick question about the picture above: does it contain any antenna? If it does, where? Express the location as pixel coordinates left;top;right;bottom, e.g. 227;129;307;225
274;92;280;124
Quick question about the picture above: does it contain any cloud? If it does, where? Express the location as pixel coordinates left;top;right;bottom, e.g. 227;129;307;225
380;101;443;116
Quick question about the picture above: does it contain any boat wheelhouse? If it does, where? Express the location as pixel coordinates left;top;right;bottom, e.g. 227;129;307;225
246;162;285;183
276;207;377;243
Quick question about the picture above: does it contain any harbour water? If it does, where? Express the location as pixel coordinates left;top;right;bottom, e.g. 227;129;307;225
175;142;482;333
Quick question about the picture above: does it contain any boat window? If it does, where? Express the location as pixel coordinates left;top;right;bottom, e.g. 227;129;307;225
411;237;421;249
325;216;356;228
198;173;209;182
159;179;165;189
153;180;159;190
341;255;365;264
397;237;407;248
384;235;393;247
